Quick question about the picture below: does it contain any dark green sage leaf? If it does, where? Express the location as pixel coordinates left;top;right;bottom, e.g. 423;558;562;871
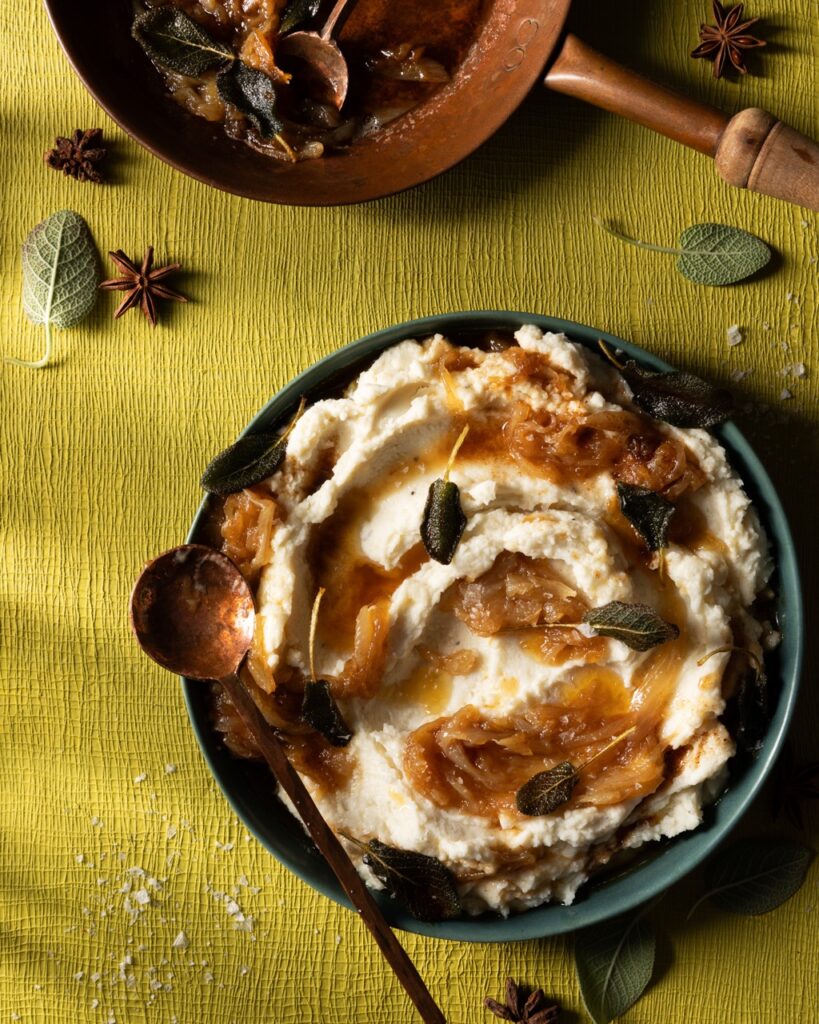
301;680;352;747
677;223;771;286
516;761;578;816
584;601;680;652
280;0;322;34
217;62;283;138
736;663;769;755
575;908;656;1024
617;482;675;552
132;9;232;77
620;362;734;428
362;840;461;922
10;210;98;370
200;433;286;495
421;479;466;564
689;839;814;918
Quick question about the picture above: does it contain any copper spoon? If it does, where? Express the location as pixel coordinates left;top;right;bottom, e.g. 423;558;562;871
130;544;446;1024
276;0;359;109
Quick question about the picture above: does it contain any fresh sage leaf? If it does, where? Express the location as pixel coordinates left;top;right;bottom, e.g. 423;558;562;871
689;839;814;919
595;217;771;286
620;361;734;428
421;479;466;564
677;223;771;286
200;432;286;495
302;680;352;747
132;9;232;76
9;210;98;369
575;908;656;1024
516;761;578;816
617;482;675;551
362;839;462;922
584;601;680;652
280;0;322;34
217;62;283;138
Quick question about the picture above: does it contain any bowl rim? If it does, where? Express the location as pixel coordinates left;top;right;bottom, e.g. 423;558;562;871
183;310;803;941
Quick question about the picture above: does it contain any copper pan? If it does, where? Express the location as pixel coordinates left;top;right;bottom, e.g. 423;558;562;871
45;0;819;209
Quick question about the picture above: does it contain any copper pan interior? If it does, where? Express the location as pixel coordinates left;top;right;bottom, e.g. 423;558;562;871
44;0;572;205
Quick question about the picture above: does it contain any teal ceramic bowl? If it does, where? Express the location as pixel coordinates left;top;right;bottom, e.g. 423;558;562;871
184;311;802;941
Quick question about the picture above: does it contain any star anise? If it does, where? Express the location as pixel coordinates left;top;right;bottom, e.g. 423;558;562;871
691;2;766;78
100;248;187;327
45;128;107;183
484;978;560;1024
773;742;819;830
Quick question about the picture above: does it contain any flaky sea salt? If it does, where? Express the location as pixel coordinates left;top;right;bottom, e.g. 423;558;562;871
780;388;794;401
133;774;147;785
133;889;151;906
74;972;84;982
172;932;189;950
164;764;177;775
730;369;751;382
726;324;743;347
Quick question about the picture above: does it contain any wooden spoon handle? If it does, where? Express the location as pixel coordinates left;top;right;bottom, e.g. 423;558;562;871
545;33;819;212
218;675;446;1024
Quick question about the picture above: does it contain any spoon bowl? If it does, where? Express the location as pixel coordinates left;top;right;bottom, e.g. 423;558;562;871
277;32;350;109
130;544;254;681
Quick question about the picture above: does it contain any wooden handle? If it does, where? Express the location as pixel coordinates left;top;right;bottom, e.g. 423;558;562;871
219;675;446;1024
545;34;819;211
715;108;819;211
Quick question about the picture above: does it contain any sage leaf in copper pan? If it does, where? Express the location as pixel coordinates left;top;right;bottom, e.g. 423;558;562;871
516;761;578;816
620;361;733;428
584;601;679;652
616;482;675;552
302;679;352;747
132;9;232;77
280;0;322;33
361;840;462;922
217;62;284;138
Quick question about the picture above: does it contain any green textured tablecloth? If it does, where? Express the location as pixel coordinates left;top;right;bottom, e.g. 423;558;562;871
1;1;816;1021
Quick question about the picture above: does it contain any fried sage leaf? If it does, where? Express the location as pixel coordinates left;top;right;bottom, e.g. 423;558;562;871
301;680;352;747
361;840;461;921
421;479;466;564
584;602;679;652
516;761;578;816
617;482;675;552
200;432;286;495
620;362;733;428
280;0;322;33
575;908;656;1024
688;839;814;919
217;61;283;138
132;9;232;76
736;662;769;755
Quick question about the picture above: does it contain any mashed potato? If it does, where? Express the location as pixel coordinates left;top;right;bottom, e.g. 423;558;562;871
215;327;772;914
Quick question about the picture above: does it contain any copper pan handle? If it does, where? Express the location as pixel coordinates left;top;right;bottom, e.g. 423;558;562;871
545;33;819;212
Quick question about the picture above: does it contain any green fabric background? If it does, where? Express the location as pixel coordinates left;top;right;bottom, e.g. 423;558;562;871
1;1;816;1021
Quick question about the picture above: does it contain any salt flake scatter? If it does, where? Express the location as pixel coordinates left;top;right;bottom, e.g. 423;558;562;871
793;362;807;378
164;764;177;775
91;816;103;828
172;932;189;950
133;774;147;785
74;971;84;981
730;369;752;382
240;965;250;977
214;840;235;852
76;854;85;864
204;972;215;984
90;1001;99;1010
134;889;151;906
780;388;794;401
726;324;743;347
